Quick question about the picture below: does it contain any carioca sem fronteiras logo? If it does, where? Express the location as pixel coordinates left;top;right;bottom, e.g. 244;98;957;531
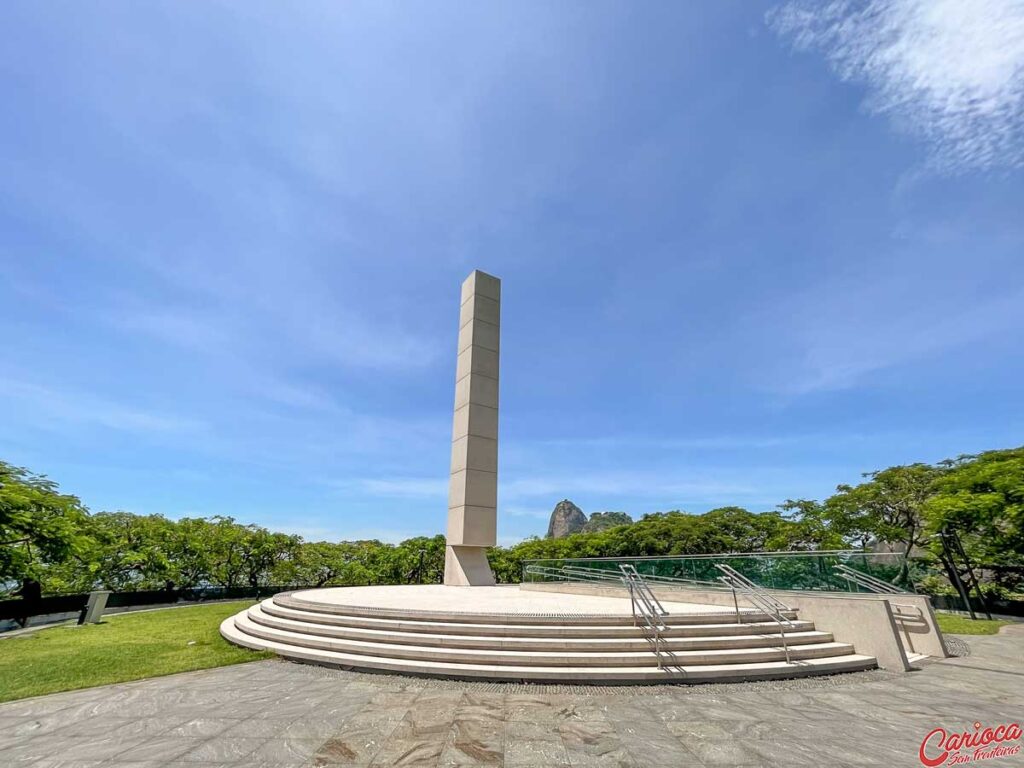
919;721;1023;766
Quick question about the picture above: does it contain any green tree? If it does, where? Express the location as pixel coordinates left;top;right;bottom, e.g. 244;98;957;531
581;512;632;533
822;464;943;554
778;499;847;550
43;512;175;593
924;448;1024;587
163;517;214;590
0;462;89;597
239;528;299;587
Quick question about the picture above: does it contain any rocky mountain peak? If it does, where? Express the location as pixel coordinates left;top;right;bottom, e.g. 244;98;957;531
546;499;587;539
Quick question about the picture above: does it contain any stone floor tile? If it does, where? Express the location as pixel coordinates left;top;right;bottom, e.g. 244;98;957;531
454;692;504;722
218;716;297;740
311;726;391;765
619;732;696;766
505;719;561;743
248;737;325;763
37;733;154;763
172;736;266;763
439;740;502;767
368;737;446;767
391;712;456;740
440;718;503;766
506;695;576;723
272;715;348;741
248;696;323;721
162;717;240;739
559;719;636;767
503;738;570;767
681;738;765;766
664;719;734;740
108;736;204;763
562;745;636;767
365;691;422;709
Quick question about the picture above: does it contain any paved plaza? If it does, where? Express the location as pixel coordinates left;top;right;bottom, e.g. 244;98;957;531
1;625;1021;768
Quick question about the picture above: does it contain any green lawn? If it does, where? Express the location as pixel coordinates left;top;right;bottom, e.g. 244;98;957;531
0;601;272;703
935;612;1012;636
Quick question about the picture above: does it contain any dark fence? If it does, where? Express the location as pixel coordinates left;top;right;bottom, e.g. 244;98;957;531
0;593;90;624
929;594;1024;618
0;584;311;627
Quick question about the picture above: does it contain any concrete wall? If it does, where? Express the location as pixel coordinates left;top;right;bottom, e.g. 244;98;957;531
522;581;948;670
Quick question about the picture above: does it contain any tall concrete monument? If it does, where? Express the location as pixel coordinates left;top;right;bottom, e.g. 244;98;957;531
444;270;500;586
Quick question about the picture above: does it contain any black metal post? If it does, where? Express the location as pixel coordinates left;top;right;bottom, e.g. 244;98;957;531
940;529;977;620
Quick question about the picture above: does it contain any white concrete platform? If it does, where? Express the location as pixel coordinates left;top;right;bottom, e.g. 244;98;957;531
221;584;877;684
286;584;739;616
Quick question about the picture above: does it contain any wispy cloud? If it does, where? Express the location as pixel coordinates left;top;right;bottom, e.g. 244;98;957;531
764;276;1024;395
530;435;796;450
504;505;553;520
501;473;762;502
768;0;1024;171
330;477;448;500
0;379;206;435
324;471;770;509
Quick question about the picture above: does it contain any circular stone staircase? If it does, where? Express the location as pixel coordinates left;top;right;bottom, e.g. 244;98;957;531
221;587;877;684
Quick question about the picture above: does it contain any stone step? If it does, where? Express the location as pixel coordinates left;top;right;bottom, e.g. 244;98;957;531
270;594;800;628
231;613;855;668
259;598;817;638
220;616;876;683
247;604;835;652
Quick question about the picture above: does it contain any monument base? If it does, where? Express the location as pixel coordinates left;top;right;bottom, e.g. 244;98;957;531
444;545;496;586
220;584;880;682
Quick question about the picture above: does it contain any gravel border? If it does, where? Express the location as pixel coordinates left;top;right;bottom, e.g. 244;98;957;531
280;656;902;696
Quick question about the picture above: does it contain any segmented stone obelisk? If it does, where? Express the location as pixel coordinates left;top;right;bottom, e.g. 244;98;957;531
444;270;499;586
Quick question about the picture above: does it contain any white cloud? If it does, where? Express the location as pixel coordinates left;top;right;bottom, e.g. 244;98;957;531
331;477;448;499
768;0;1024;171
0;378;205;435
504;505;553;520
327;470;770;507
501;473;763;503
760;270;1024;395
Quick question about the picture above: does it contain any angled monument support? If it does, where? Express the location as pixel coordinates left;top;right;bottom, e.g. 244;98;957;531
444;270;499;586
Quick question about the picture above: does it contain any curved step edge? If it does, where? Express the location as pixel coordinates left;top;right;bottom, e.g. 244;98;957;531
220;617;876;684
231;614;855;668
247;605;835;652
260;598;817;638
273;593;800;627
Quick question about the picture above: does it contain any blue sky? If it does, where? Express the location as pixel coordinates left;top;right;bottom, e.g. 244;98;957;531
2;1;1022;544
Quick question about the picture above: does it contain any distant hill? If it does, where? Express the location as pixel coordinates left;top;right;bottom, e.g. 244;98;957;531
582;511;633;533
546;499;587;538
545;502;634;538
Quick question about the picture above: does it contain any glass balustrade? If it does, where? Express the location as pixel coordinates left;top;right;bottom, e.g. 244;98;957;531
521;550;921;594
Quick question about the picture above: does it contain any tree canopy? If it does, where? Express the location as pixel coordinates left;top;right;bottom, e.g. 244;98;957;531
2;446;1021;598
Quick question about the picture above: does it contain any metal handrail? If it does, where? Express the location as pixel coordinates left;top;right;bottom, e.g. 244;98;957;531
619;564;668;617
527;564;722;592
562;566;633;583
833;564;905;594
891;603;925;619
564;566;720;590
714;563;795;664
618;564;669;669
714;564;791;612
524;565;610;581
522;548;907;563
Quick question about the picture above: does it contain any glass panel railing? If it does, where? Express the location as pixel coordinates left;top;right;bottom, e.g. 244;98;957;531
521;550;920;594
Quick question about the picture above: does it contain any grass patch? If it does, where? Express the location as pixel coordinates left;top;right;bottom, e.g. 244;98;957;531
935;612;1012;636
0;601;271;703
